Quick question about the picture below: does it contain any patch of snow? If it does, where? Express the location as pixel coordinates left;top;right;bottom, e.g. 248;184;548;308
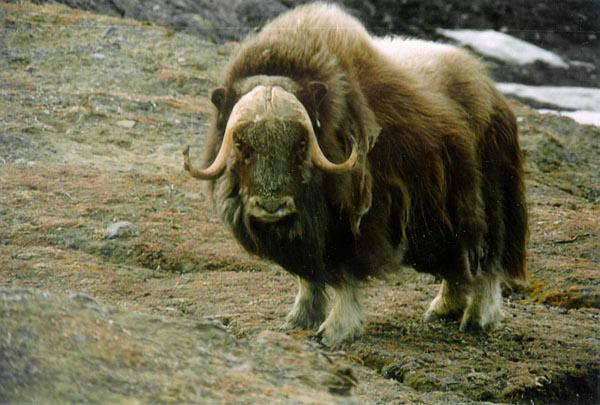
497;83;600;112
570;60;596;70
374;36;457;57
373;36;458;68
437;29;568;68
538;109;600;127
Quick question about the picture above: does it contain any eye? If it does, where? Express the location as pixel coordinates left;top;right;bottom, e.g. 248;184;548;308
295;138;308;163
235;140;253;164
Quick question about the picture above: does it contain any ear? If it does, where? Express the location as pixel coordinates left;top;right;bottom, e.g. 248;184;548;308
210;87;226;110
308;81;328;108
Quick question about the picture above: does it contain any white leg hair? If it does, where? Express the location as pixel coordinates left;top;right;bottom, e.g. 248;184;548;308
424;262;504;333
460;271;504;332
284;277;327;330
424;279;468;322
317;282;365;348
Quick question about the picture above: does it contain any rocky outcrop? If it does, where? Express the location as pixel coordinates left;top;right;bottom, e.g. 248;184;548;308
29;0;599;86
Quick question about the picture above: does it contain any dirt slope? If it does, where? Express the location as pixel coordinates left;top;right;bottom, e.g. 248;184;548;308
0;3;598;404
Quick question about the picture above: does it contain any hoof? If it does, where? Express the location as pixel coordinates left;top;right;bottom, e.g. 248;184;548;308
316;320;364;349
284;309;325;331
459;302;503;334
285;277;327;331
459;318;487;334
423;308;462;323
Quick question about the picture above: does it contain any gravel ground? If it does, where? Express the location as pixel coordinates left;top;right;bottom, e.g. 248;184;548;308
0;3;598;403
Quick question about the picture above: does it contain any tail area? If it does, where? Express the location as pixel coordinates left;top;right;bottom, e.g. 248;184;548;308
501;137;528;281
484;97;528;280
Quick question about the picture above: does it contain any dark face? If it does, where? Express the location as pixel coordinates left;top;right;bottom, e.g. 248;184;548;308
189;81;355;260
233;119;310;224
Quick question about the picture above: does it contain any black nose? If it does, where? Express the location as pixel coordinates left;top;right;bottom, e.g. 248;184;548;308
256;198;286;214
247;196;297;223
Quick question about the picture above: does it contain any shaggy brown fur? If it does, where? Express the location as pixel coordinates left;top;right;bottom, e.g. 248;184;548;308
196;3;527;342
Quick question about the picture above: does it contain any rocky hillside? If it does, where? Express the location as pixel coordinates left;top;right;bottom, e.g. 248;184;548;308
29;0;600;87
1;3;598;403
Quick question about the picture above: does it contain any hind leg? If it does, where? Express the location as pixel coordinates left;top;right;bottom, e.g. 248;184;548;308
459;270;504;332
424;250;472;322
424;253;504;332
424;279;468;322
284;277;327;330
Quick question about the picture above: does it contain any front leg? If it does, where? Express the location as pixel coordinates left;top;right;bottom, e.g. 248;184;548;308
284;277;327;329
317;282;365;348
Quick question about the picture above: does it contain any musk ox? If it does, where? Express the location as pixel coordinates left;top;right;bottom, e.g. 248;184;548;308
183;3;527;347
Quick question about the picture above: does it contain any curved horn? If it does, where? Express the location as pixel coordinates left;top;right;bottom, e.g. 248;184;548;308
307;127;358;174
184;85;358;179
285;92;357;173
183;87;261;180
183;124;234;180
